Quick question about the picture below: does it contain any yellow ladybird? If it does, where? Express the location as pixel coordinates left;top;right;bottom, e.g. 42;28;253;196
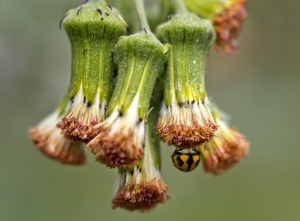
171;148;201;172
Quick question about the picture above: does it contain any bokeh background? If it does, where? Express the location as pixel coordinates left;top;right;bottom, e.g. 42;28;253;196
1;0;299;220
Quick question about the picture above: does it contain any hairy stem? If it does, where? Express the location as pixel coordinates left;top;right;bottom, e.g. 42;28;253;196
172;0;188;14
133;0;151;32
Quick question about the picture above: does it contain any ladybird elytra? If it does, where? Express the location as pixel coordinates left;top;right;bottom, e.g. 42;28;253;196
171;148;201;172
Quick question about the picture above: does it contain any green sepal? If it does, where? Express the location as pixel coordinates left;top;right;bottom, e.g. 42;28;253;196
156;13;215;105
107;33;167;119
63;0;127;104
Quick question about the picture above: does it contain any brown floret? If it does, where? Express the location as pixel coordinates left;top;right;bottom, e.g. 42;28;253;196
201;126;249;174
57;116;99;143
214;0;247;55
29;127;85;165
87;127;144;168
157;120;217;148
112;178;170;212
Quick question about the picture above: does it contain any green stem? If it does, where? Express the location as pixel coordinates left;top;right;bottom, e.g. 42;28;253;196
171;0;188;14
145;69;165;169
132;0;150;32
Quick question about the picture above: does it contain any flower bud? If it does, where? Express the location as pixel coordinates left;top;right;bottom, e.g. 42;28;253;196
199;102;249;174
29;94;85;165
87;32;168;168
156;13;217;148
57;0;128;143
184;0;247;55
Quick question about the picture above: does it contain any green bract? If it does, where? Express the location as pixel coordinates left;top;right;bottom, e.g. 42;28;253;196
57;0;127;142
86;32;168;169
63;0;127;104
107;32;167;120
157;13;215;105
156;13;218;149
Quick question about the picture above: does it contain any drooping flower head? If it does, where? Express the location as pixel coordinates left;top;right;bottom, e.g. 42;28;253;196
112;83;170;211
57;0;128;143
88;94;145;168
112;166;170;212
87;30;168;168
156;12;218;149
184;0;247;55
29;94;85;165
199;102;249;174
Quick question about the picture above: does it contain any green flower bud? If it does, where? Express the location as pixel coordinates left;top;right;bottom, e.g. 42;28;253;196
87;32;168;168
57;0;128;143
29;93;85;165
156;13;217;148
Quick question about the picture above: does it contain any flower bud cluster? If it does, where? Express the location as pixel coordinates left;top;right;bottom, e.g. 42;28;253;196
29;0;249;213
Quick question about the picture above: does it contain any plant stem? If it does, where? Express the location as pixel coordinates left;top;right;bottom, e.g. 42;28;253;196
132;0;150;32
171;0;188;14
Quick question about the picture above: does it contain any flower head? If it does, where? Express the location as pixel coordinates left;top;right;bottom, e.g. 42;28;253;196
29;95;85;165
111;71;169;212
57;86;105;143
112;168;170;212
199;103;249;174
87;32;167;168
184;0;247;55
87;95;145;168
213;0;247;55
57;0;128;142
112;119;169;212
157;97;217;148
156;14;217;148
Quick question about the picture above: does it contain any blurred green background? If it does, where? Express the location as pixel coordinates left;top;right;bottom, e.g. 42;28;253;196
1;0;299;220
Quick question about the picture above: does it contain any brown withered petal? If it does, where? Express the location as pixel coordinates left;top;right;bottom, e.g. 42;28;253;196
112;178;170;212
213;0;247;56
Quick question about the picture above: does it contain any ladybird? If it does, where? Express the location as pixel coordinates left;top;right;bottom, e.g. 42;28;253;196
171;148;200;172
